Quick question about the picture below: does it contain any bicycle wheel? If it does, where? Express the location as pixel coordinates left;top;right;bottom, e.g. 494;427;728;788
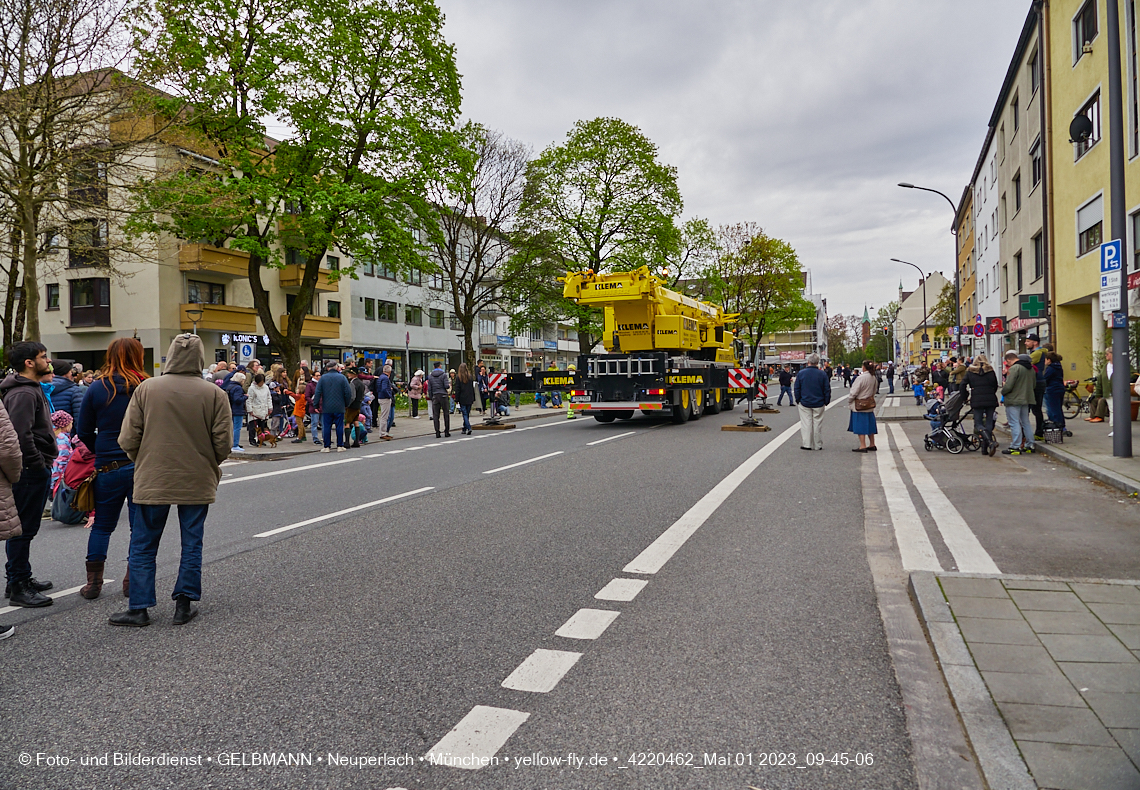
1062;392;1081;420
946;434;964;454
964;433;981;452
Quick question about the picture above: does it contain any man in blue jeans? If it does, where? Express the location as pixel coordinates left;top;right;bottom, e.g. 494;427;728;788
113;334;232;627
312;363;353;453
777;365;795;406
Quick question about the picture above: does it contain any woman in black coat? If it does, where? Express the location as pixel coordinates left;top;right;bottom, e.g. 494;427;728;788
961;353;1000;457
453;363;477;435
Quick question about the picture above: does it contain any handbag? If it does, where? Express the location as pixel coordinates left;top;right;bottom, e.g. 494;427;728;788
853;396;876;411
51;482;88;525
64;440;97;512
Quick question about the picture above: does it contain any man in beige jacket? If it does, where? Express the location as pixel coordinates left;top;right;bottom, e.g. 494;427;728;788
110;334;231;627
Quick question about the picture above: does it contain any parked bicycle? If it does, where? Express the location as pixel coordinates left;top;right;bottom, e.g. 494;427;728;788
1062;377;1096;420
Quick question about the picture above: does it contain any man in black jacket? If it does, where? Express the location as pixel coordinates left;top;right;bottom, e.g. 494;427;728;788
0;342;57;607
777;365;795;406
427;361;451;438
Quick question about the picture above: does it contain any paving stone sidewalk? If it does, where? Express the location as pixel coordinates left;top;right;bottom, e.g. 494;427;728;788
916;574;1140;790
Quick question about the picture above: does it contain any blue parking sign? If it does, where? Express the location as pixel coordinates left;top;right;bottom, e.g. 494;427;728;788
1101;239;1122;272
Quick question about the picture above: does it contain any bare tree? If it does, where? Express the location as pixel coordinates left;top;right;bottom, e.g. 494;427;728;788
0;0;160;346
424;123;533;370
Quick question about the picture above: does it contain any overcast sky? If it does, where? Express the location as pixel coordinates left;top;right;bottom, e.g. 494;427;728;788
437;0;1030;320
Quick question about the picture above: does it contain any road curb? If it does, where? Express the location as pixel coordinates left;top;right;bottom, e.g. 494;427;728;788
860;458;984;790
993;425;1140;495
908;572;1036;790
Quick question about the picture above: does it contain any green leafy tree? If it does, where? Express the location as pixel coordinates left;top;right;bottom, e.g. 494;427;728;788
127;0;460;373
516;117;683;352
929;281;958;332
702;224;815;360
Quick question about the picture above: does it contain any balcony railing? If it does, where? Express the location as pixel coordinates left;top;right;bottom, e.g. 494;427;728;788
278;264;338;292
181;303;258;333
279;313;342;340
179;243;250;278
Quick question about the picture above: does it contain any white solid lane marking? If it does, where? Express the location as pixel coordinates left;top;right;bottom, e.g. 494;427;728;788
0;579;114;616
876;435;942;572
594;578;647;602
887;423;1000;574
425;705;530;771
482;451;563;475
220;457;359;485
253;487;434;538
501;648;582;693
622;400;843;575
555;608;620;640
586;431;635;446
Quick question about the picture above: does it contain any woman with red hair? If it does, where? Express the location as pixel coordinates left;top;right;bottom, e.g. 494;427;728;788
76;338;148;599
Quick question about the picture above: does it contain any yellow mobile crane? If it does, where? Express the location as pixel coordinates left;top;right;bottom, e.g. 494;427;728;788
561;266;744;423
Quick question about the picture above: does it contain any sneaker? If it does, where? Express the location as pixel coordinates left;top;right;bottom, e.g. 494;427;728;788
291;439;304;444
1034;435;1044;441
1001;448;1020;455
336;446;347;452
987;441;997;457
1063;430;1073;437
231;446;244;453
1022;446;1035;454
0;624;13;640
320;447;330;453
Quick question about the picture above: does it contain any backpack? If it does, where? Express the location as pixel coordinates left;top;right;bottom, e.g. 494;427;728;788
63;440;97;512
51;482;87;525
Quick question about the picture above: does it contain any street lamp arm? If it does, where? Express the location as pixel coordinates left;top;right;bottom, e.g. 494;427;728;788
897;183;957;215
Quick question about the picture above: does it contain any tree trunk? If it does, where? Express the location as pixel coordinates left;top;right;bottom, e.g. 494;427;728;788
463;320;475;370
3;234;21;349
19;203;40;342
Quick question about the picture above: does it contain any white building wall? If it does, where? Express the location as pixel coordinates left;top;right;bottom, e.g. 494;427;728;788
974;135;1004;364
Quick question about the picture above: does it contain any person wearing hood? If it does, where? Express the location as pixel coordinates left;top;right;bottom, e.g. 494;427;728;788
962;353;1000;457
1000;350;1037;456
426;361;451;438
112;333;232;627
1;341;57;608
408;370;424;418
221;371;248;452
76;338;149;600
50;360;85;427
246;373;271;446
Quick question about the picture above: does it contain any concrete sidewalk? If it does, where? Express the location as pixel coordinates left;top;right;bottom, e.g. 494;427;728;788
996;406;1140;496
230;401;566;460
912;573;1140;790
877;394;930;421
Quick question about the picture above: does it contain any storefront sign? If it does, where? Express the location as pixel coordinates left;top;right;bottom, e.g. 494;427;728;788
778;350;805;361
1128;271;1140;290
985;316;1005;335
221;333;269;346
1007;316;1042;332
497;335;514;346
543;340;557;350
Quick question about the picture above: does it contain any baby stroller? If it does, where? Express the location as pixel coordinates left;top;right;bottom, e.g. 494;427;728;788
922;390;980;454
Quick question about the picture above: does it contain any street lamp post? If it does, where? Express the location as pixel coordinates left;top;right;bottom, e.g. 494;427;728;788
185;308;204;336
898;182;961;340
892;258;930;365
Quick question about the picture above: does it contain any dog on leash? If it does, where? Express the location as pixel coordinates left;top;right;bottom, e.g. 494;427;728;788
257;429;279;448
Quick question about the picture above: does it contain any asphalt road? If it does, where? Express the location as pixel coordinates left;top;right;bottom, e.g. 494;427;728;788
4;395;1134;790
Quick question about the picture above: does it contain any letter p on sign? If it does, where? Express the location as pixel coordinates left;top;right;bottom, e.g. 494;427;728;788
1101;239;1122;273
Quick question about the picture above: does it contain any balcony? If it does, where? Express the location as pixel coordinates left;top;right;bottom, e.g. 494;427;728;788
279;313;342;340
530;339;558;352
179;243;250;278
180;303;258;333
278;264;338;293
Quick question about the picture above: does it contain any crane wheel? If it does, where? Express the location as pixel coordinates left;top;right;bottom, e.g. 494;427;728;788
594;413;617;423
614;410;634;420
705;389;722;415
671;390;691;424
689;389;703;420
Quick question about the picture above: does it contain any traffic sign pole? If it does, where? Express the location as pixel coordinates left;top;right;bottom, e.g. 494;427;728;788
1106;0;1132;458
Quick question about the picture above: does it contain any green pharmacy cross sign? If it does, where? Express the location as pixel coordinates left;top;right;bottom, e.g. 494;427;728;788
1019;294;1047;320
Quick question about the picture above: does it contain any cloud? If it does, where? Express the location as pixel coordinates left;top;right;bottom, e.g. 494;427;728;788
439;0;1029;316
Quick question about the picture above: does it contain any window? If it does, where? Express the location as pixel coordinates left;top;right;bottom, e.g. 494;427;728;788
1013;172;1022;212
327;301;340;319
360;258;375;276
69;278;110;327
1003;263;1009;297
41;228;60;254
325;255;339;271
429;308;444;328
364;297;376;321
1000;123;1006;151
1033;234;1044;280
1075;92;1102;159
378;300;397;322
479;315;496;336
404;269;422;286
68;218;108;268
377;262;397;279
46;283;59;310
449;313;463;331
68;158;107;207
405;305;422;325
1014;251;1023;293
284;198;304;215
1133;211;1140;270
1011;94;1020;133
1030;139;1042;187
187;280;225;305
993;209;999;237
428;272;445;289
1029;50;1040;94
1074;0;1098;62
285;248;306;267
1001;195;1007;229
1078;195;1104;255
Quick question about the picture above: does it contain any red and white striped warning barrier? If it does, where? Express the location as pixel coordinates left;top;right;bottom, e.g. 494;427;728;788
727;368;754;389
756;381;767;399
487;373;507;391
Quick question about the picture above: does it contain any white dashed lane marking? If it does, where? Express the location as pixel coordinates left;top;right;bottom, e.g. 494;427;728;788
594;578;647;602
501;649;583;693
482;451;563;475
555;608;620;640
253;487;434;538
425;706;530;770
586;431;635;446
